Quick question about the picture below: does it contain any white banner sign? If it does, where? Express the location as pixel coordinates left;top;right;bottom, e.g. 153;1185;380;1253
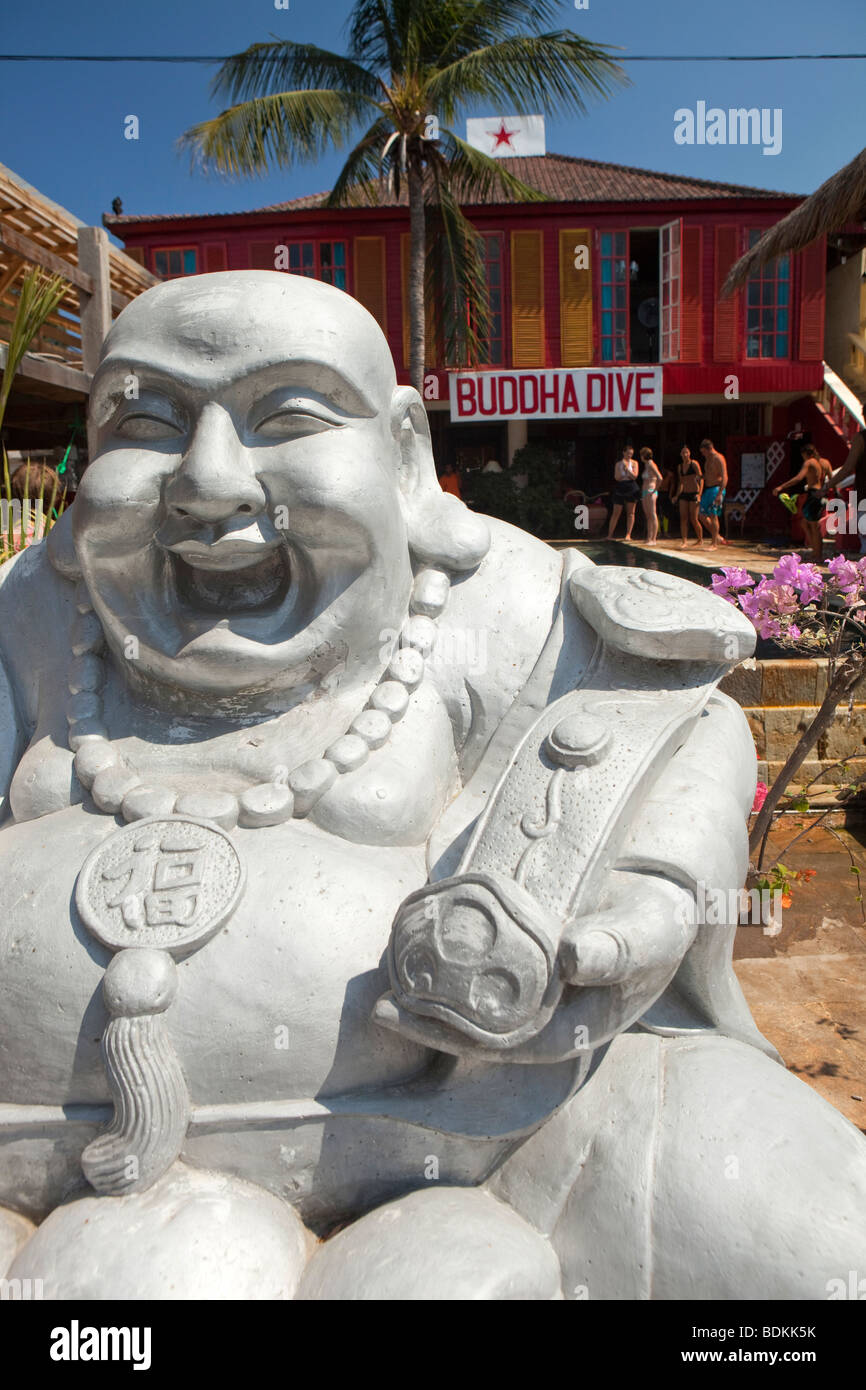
449;367;663;422
465;114;546;158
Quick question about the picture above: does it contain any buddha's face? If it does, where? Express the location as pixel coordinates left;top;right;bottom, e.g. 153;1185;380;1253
75;273;414;705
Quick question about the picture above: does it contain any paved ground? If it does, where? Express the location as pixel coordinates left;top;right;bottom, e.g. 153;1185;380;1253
622;536;797;575
734;819;866;1133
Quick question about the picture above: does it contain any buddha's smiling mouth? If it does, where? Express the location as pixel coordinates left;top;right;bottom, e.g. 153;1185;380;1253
156;516;292;615
170;544;291;614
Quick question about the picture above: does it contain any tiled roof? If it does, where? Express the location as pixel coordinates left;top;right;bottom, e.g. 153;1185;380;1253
104;152;798;225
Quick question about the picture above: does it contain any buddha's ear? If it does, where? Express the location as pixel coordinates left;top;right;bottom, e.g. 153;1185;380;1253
390;385;490;573
46;509;81;580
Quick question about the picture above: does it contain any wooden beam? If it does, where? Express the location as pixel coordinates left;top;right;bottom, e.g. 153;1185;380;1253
77;227;112;455
0;342;91;395
0;257;24;300
0;226;93;293
77;228;111;373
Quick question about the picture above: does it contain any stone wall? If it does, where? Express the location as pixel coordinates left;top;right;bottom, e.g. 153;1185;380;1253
719;659;866;791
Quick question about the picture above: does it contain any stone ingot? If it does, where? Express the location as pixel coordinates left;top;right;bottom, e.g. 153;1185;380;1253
388;871;561;1048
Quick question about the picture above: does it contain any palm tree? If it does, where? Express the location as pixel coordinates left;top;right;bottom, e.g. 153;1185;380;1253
181;0;626;392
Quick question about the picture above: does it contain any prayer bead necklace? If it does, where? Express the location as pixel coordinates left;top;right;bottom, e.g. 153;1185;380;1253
65;566;450;830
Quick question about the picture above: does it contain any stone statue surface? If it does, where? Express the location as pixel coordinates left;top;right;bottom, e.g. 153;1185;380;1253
1;271;865;1300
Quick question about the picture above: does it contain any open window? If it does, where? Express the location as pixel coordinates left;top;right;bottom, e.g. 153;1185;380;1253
660;219;682;362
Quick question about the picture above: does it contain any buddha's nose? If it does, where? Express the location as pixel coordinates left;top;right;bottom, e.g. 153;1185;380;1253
166;403;266;524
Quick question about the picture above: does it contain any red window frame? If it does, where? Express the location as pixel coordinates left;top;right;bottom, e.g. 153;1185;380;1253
285;240;348;289
744;228;790;360
598;230;630;363
152;246;197;279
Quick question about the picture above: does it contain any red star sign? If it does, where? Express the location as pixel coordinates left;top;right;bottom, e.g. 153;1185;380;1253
487;120;518;151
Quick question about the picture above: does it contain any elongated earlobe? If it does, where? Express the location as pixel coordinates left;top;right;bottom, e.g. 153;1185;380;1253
391;386;490;573
46;509;82;580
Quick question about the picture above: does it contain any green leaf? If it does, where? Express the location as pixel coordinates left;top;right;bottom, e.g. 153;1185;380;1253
209;41;382;106
180;89;378;176
426;32;627;124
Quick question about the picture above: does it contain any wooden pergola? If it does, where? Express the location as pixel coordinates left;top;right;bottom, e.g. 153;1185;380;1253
0;161;158;457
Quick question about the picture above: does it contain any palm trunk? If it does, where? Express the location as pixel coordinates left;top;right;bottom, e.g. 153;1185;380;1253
407;157;426;396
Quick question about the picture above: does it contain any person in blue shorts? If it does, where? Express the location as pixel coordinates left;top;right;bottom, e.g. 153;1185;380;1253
698;439;728;550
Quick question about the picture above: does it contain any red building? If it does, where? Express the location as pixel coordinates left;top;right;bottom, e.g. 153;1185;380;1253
105;153;854;530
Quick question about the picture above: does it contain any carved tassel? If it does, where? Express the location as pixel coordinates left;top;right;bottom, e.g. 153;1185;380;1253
82;948;190;1196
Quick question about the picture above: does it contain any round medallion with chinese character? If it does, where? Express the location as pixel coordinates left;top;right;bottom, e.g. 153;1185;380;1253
74;815;245;956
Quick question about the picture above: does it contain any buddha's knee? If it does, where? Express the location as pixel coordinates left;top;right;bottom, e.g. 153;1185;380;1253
295;1187;563;1300
650;1035;866;1299
8;1163;313;1300
0;1205;35;1277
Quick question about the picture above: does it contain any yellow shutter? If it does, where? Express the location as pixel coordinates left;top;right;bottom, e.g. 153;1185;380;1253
559;229;592;366
353;236;386;330
511;230;545;366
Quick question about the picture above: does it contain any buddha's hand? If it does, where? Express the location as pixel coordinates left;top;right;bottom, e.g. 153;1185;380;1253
375;869;697;1060
557;871;697;991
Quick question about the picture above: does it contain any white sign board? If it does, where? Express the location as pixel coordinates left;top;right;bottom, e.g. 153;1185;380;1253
740;452;765;489
465;115;546;158
449;367;663;422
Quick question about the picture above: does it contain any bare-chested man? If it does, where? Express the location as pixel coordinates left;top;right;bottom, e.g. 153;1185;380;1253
773;444;832;563
698;439;728;550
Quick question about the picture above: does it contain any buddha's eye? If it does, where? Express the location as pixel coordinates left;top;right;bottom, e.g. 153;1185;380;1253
115;414;183;442
254;410;338;440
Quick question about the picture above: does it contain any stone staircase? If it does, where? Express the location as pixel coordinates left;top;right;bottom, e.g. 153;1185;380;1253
720;658;866;798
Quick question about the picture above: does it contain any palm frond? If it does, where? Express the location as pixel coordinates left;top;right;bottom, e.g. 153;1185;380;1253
437;128;546;204
345;0;401;71
723;145;866;296
426;32;627;124
437;0;560;64
325;115;398;206
0;267;67;432
425;159;490;366
211;41;382;104
180;90;377;176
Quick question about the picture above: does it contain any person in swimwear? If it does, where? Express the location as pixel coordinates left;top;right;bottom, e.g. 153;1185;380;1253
672;445;703;547
607;445;640;541
698;439;728;550
639;446;663;545
773;444;832;563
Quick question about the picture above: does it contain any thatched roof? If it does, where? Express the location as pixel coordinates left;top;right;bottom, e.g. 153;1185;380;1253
722;145;866;296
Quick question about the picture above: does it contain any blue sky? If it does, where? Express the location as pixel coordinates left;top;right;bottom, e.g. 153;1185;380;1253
1;0;864;245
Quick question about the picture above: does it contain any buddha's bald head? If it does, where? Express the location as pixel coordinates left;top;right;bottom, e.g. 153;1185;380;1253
74;269;486;709
95;270;397;423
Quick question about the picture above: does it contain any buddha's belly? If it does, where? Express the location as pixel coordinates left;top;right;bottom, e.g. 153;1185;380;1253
0;805;433;1109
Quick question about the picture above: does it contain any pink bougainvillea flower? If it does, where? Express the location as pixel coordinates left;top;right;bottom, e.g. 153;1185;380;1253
773;554;802;587
827;555;863;597
752;781;768;812
711;566;755;600
792;561;824;605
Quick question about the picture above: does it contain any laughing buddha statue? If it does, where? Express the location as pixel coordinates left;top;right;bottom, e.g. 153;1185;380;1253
1;272;864;1301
